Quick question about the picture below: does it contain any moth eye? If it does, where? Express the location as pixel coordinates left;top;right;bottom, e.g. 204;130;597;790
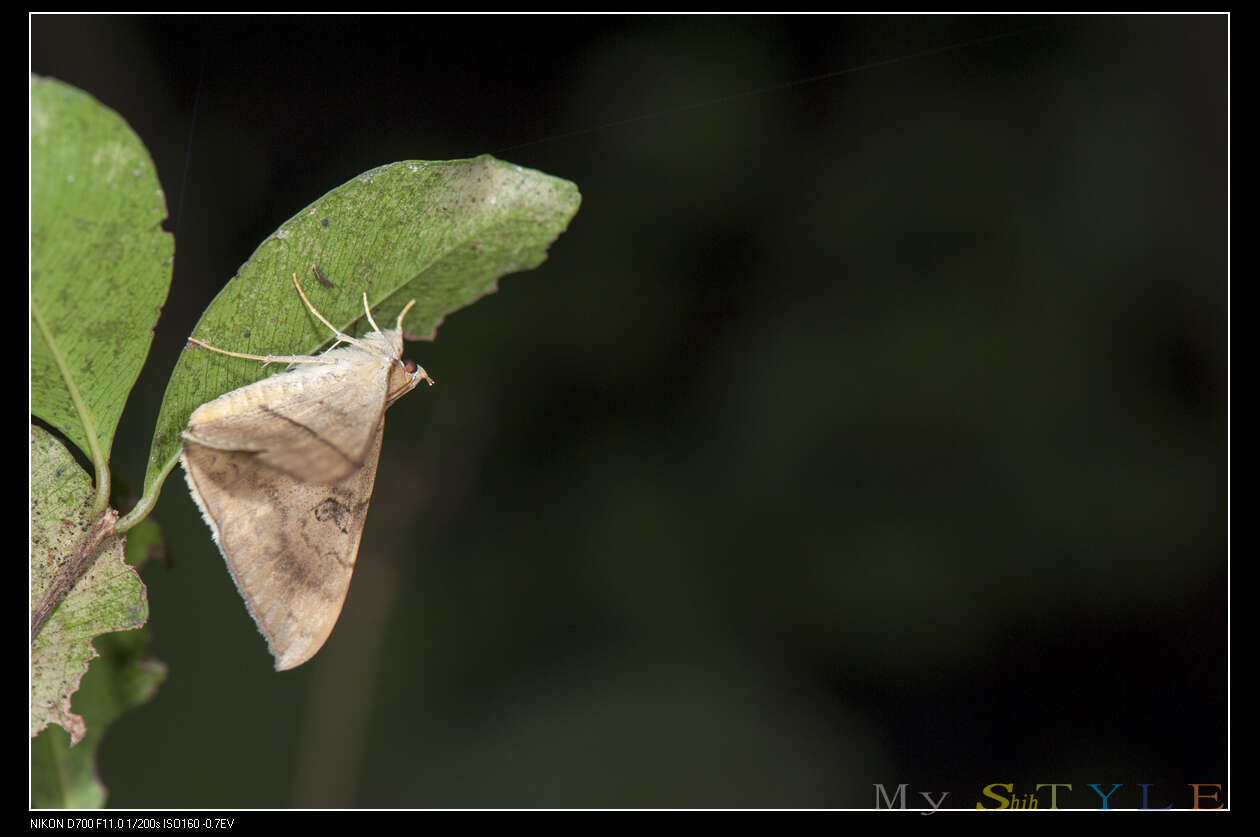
403;359;419;374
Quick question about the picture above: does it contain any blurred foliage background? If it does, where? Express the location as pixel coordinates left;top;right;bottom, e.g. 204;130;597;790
31;15;1226;809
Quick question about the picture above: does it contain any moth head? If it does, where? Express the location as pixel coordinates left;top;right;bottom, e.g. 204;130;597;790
387;356;433;405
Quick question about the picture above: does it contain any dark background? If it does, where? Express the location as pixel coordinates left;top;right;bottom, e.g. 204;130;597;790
31;15;1227;809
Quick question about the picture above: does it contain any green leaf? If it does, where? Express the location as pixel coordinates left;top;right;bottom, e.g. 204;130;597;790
29;76;168;809
30;426;149;747
31;629;166;808
30;75;174;511
143;155;580;500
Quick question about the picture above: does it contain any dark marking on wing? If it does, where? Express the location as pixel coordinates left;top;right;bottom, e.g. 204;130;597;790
259;405;363;468
313;497;351;533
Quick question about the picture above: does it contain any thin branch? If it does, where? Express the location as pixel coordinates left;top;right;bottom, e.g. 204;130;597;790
114;453;180;534
31;508;119;641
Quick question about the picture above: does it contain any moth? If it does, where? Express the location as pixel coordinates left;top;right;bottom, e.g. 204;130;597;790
181;273;432;670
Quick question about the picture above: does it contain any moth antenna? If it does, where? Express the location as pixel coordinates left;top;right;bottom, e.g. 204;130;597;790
362;293;382;333
186;337;336;367
396;299;417;330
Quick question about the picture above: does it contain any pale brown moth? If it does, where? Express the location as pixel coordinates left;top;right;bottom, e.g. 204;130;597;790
181;273;432;670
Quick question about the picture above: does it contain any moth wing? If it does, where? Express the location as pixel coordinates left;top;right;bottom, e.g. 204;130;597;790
183;348;392;484
181;419;386;670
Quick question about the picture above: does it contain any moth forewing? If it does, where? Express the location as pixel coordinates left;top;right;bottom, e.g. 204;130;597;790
184;350;394;484
181;423;385;671
180;276;430;670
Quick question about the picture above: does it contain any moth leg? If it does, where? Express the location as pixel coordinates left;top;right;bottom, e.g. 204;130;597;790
362;293;382;333
396;299;417;330
185;337;335;367
290;273;380;354
366;291;418;334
